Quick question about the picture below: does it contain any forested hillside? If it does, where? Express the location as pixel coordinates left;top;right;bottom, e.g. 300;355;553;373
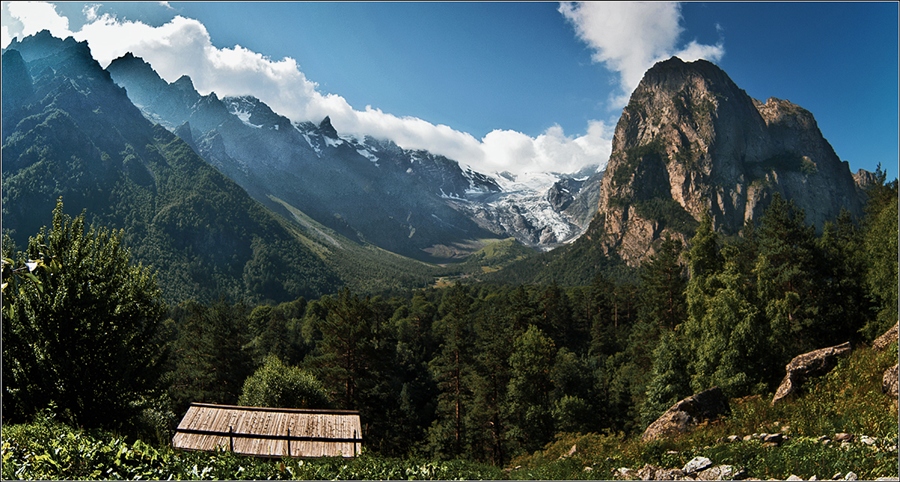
1;32;341;303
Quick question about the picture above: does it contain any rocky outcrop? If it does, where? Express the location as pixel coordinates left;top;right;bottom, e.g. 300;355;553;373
771;342;851;405
883;364;898;400
642;387;730;441
594;56;869;266
873;321;898;351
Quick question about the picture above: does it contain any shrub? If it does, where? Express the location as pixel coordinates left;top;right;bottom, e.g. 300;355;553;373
238;355;330;409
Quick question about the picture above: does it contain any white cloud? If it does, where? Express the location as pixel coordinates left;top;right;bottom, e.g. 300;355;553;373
4;1;73;43
559;1;724;108
3;2;614;177
82;4;100;22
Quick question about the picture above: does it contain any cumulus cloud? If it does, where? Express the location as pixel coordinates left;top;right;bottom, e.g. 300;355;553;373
3;2;614;177
559;1;724;108
5;1;73;41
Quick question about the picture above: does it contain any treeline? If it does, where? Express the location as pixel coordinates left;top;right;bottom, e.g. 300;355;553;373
3;173;896;466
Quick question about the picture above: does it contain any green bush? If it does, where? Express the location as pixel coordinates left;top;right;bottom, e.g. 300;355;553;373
238;355;330;409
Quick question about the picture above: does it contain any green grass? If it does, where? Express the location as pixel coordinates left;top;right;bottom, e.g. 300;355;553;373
508;343;899;480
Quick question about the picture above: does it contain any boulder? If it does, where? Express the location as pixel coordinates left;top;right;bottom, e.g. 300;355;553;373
873;322;899;351
642;387;730;441
697;465;737;480
683;456;714;474
637;464;684;480
771;342;851;405
883;363;898;400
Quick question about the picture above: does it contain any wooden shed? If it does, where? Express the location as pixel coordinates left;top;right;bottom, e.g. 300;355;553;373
172;403;362;458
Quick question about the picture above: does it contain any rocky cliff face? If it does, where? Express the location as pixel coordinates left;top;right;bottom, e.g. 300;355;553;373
595;57;869;266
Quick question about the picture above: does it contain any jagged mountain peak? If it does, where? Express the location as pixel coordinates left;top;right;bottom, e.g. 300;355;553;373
318;116;339;139
594;56;868;266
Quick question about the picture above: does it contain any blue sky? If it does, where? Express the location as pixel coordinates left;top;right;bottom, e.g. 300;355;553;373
2;2;897;180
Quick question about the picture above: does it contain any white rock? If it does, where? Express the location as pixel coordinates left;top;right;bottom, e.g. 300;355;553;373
683;456;713;474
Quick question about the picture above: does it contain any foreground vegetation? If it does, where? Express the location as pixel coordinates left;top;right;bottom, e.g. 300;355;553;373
3;341;895;480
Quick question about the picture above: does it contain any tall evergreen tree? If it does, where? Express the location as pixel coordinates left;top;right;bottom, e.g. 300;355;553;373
167;299;254;413
507;324;557;454
639;234;688;331
754;193;819;368
427;285;476;459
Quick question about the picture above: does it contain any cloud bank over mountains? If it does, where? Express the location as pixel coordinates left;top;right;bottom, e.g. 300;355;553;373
559;1;725;108
2;1;724;178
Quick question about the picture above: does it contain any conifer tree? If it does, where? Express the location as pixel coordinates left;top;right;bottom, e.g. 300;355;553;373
754;193;819;367
427;285;476;459
507;324;557;454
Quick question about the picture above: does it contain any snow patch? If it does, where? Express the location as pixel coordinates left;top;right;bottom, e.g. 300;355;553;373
357;148;379;165
232;109;262;129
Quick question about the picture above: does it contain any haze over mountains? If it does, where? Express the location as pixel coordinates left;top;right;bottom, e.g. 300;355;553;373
1;31;876;301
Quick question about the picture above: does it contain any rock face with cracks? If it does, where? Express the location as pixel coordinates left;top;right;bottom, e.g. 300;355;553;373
771;342;851;405
594;56;869;266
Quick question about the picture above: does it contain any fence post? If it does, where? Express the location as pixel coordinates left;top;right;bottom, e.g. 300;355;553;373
229;425;234;452
353;430;358;457
287;428;291;457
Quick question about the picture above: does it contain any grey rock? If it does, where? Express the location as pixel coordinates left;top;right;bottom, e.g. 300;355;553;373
844;472;857;481
642;387;730;441
883;363;898;400
787;476;803;481
772;342;851;405
683;456;714;474
873;322;899;351
697;465;736;480
763;433;784;445
638;464;685;480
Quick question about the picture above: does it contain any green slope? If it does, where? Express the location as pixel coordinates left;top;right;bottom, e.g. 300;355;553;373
2;33;341;304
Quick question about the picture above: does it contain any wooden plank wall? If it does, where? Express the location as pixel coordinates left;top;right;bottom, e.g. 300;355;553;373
172;403;362;458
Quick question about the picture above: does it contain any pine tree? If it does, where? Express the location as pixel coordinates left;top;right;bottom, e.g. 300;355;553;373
506;324;557;454
754;193;819;369
427;285;476;459
167;299;254;413
640;330;690;427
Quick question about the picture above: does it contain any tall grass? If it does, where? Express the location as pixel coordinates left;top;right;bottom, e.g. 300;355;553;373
509;344;899;480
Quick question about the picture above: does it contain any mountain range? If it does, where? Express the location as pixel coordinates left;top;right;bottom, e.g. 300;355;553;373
1;31;874;302
104;52;602;261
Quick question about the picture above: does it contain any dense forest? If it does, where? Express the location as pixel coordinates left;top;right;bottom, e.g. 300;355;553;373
2;167;897;468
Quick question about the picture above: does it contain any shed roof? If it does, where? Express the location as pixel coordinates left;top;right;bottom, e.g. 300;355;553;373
172;403;362;458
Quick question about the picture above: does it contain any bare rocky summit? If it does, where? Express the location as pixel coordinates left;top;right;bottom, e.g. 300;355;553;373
594;56;869;266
